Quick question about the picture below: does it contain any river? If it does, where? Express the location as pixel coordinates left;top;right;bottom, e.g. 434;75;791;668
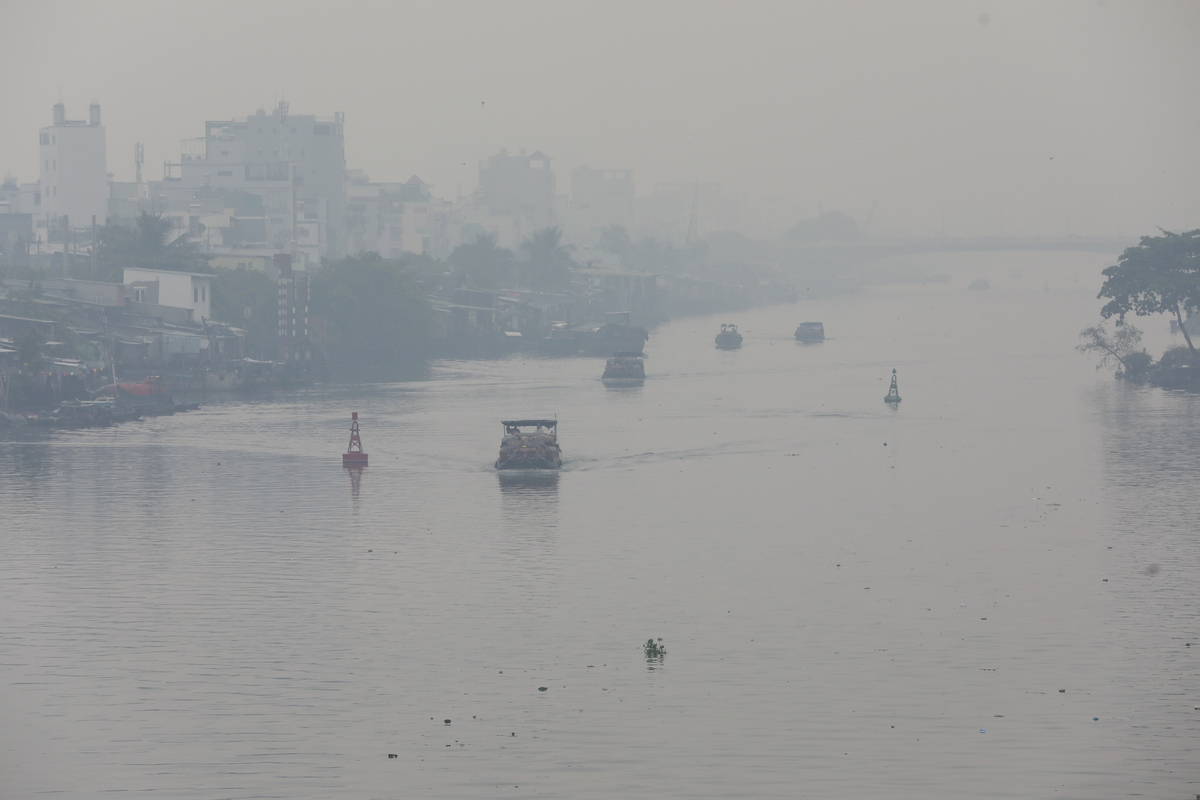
2;250;1197;799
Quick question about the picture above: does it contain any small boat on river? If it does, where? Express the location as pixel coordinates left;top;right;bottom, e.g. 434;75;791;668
495;419;562;470
794;322;825;343
94;375;176;414
602;351;645;385
25;399;143;428
715;323;743;350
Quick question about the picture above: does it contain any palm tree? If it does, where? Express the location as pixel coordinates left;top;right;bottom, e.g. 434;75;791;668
449;231;515;290
97;212;209;280
135;211;176;251
520;227;575;293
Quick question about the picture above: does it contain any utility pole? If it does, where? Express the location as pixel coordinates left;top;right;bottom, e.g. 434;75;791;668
62;214;70;278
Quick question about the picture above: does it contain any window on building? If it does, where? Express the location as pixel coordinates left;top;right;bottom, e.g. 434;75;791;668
194;288;198;303
202;287;206;302
52;160;56;170
220;150;229;156
314;124;331;136
217;171;232;177
40;133;49;145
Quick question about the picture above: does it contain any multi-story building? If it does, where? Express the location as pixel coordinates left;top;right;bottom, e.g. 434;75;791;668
434;149;559;253
477;150;556;228
566;166;634;245
156;102;346;267
346;175;445;258
38;102;108;235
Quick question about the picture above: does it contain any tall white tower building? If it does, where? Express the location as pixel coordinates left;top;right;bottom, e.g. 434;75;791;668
39;102;108;229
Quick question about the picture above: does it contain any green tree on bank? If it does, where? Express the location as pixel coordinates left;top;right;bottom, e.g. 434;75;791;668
449;232;514;290
311;253;431;369
520;227;575;292
1077;322;1150;377
1098;228;1200;357
211;267;278;360
97;212;210;280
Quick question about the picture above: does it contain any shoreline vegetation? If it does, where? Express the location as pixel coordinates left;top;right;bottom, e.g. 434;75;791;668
1080;228;1200;391
0;219;798;411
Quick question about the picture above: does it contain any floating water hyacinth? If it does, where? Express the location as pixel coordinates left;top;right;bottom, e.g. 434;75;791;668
644;638;666;659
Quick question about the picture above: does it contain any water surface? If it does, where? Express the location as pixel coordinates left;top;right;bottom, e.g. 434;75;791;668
2;252;1197;799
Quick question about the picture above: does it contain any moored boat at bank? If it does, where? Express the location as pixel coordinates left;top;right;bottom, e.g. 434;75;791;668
495;419;562;470
94;375;176;414
25;399;143;428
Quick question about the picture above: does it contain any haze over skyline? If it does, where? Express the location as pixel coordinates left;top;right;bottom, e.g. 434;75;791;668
3;0;1198;238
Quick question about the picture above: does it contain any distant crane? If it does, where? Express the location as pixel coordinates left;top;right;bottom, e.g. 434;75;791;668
863;200;878;238
685;181;700;246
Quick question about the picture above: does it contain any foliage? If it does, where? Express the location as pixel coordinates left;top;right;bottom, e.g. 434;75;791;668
97;212;211;281
1098;228;1200;355
393;250;448;274
520;227;575;292
597;225;634;265
1158;345;1193;369
15;328;46;368
211;267;278;360
643;638;666;658
1076;323;1145;374
1122;350;1154;377
311;253;432;368
449;232;515;290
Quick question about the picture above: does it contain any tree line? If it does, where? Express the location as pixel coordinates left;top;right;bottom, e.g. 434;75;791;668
1080;227;1200;386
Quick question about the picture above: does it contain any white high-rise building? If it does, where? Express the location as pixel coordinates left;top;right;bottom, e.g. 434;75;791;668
39;102;108;230
157;102;347;265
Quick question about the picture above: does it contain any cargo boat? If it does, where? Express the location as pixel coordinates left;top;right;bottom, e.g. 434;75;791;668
602;351;645;385
495;419;562;470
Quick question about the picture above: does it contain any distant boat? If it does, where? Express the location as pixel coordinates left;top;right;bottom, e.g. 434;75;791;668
602;351;645;385
715;324;743;349
968;279;991;291
794;322;825;343
495;419;562;470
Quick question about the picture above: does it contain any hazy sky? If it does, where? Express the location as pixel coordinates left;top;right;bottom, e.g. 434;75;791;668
3;0;1198;238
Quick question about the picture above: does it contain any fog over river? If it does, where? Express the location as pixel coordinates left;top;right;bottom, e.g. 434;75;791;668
2;251;1197;799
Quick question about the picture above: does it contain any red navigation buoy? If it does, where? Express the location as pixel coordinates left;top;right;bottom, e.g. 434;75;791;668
343;411;368;466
